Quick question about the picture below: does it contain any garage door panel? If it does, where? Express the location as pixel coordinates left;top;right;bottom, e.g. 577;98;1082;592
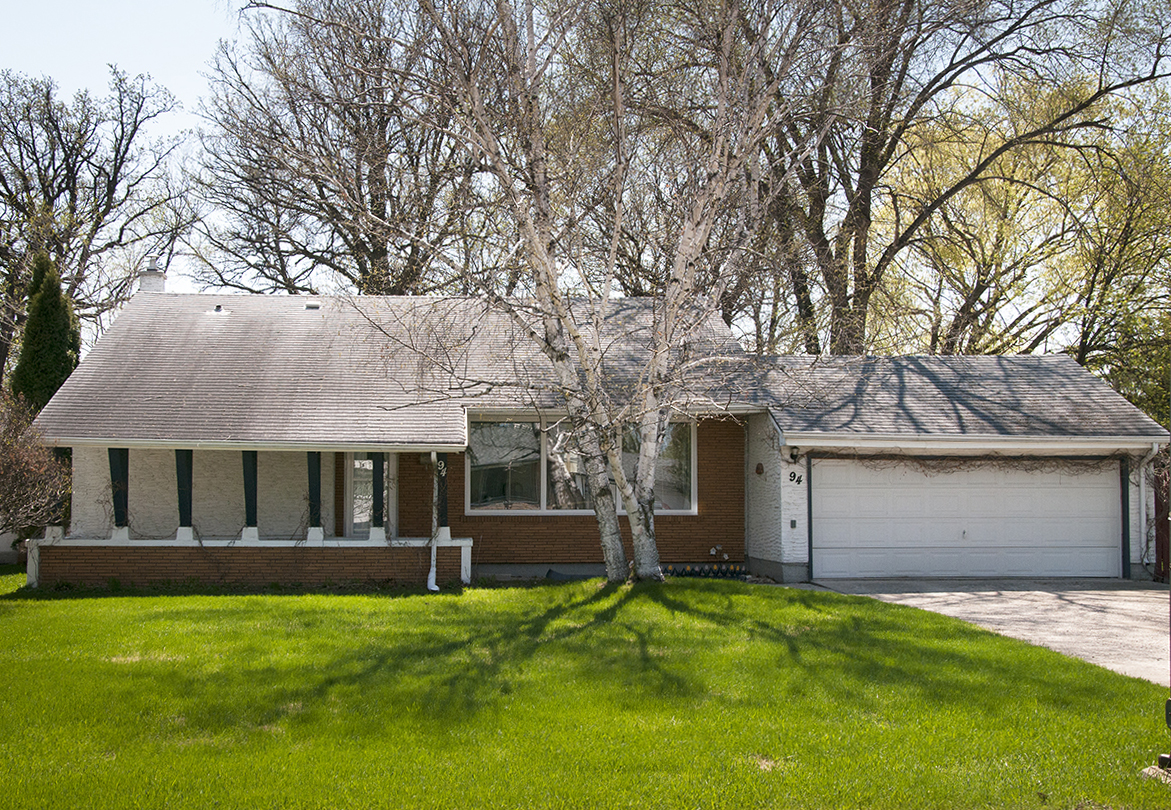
811;459;1120;577
923;489;966;515
1004;492;1042;517
966;522;1035;546
851;549;923;577
890;523;933;545
816;462;859;486
967;491;1002;514
815;549;857;577
963;551;1008;577
1067;491;1117;517
1032;519;1118;546
853;491;892;517
891;492;927;514
818;520;891;547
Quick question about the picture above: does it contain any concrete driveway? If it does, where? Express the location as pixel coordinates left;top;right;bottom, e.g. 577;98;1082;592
820;578;1171;687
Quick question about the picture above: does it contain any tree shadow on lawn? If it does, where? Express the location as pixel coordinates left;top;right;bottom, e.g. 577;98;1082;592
641;584;1139;717
103;581;699;739
51;580;1152;748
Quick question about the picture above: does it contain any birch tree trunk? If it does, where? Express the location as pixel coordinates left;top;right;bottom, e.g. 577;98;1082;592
265;0;836;580
420;0;816;579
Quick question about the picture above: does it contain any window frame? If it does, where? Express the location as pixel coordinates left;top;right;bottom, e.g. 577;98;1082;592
464;416;698;517
465;421;543;512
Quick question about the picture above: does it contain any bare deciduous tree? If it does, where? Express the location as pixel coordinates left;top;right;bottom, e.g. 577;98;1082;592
0;391;70;538
409;0;830;579
0;68;191;379
197;0;482;295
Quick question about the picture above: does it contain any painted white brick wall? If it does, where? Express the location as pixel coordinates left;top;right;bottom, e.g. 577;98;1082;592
128;449;179;538
745;414;811;568
70;447;337;541
69;446;113;538
779;454;809;565
1132;461;1157;570
193;449;245;539
258;452;311;539
745;414;783;563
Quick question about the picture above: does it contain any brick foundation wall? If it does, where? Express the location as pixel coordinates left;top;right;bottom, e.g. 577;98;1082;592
37;545;463;588
399;419;746;566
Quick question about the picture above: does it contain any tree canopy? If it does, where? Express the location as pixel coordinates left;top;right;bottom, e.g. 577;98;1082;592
0;67;191;383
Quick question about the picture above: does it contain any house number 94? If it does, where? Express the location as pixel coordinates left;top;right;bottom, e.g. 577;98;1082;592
789;471;803;484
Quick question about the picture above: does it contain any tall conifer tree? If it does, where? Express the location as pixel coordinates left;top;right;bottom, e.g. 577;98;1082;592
10;254;80;413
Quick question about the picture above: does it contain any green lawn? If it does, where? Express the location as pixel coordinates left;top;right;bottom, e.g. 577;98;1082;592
0;565;1167;809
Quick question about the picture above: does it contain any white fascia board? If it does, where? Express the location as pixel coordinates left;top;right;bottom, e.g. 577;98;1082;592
41;437;469;453
778;431;1169;455
683;404;768;417
466;404;768;422
466;408;549;422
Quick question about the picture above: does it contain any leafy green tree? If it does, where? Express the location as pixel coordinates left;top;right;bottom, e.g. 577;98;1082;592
1083;312;1170;430
886;84;1171;361
9;254;80;413
753;0;1171;355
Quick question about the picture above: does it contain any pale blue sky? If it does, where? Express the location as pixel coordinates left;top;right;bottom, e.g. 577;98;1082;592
3;0;245;137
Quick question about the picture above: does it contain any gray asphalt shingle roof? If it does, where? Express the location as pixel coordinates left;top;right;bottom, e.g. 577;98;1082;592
33;293;1167;448
34;293;470;449
33;293;742;448
765;355;1167;439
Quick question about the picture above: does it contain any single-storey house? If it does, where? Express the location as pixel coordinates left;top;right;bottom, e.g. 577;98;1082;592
27;271;1168;587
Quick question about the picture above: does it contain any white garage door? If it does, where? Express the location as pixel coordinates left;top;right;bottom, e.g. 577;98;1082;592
811;459;1122;578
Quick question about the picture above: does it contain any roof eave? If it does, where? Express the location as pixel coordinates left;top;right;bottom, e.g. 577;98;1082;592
776;431;1168;455
38;436;469;453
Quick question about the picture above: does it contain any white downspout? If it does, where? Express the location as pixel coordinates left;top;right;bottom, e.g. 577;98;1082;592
428;451;440;591
1139;442;1160;567
427;545;439;591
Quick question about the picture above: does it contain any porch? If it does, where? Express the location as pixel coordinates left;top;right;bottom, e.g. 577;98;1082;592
30;446;471;588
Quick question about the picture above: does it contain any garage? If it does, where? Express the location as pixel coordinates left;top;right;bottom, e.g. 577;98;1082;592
810;458;1123;578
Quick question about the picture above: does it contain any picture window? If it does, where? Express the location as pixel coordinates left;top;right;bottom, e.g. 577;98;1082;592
466;419;696;515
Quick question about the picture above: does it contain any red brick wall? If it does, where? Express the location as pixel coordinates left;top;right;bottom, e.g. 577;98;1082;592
39;420;745;586
400;419;745;566
37;545;462;588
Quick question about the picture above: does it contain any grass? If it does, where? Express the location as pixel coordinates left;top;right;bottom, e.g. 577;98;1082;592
0;564;1168;809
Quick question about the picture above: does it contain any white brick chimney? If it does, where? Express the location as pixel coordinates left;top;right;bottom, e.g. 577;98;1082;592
137;257;166;293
